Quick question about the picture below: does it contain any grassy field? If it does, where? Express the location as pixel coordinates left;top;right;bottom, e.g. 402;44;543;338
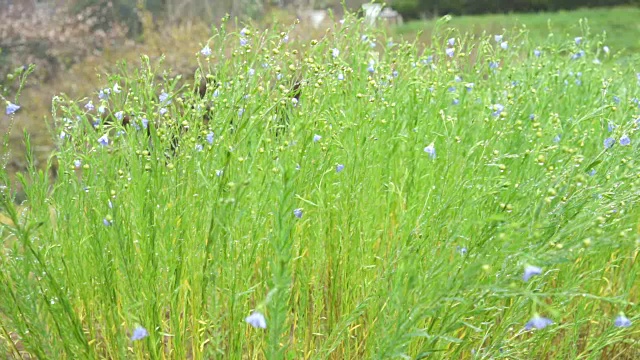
1;8;640;360
397;6;640;61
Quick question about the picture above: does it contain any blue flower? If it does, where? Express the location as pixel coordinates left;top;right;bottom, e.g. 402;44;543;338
195;144;203;152
5;102;21;115
313;134;322;142
245;312;267;329
604;137;615;149
215;170;223;177
200;45;212;57
608;122;616;132
240;38;248;47
613;96;620;104
141;118;149;129
332;48;340;58
620;135;630;146
74;159;82;168
575;37;582;45
465;83;474;92
85;101;95;111
113;83;121;93
367;64;375;73
571;50;585;60
159;92;171;104
130;326;148;341
445;48;455;58
293;208;303;219
159;108;167;115
500;41;508;50
103;218;112;226
523;265;542;282
238;108;244;117
392;70;398;78
248;68;255;76
448;38;455;46
99;88;110;100
614;314;632;328
457;246;467;256
424;143;436;159
115;111;124;121
534;49;541;57
206;132;214;144
98;134;109;146
589;169;596;176
492;104;504;117
338;73;345;81
240;27;249;36
494;34;503;43
336;164;344;173
489;61;499;69
553;135;561;143
452;99;459;105
525;315;553;330
529;114;535;120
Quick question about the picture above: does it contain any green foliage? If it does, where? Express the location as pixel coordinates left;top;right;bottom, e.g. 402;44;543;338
1;11;639;359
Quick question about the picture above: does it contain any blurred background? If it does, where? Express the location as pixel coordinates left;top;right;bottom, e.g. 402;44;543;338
1;0;639;193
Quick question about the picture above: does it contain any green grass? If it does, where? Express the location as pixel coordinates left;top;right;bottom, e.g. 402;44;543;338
396;6;640;61
1;11;639;359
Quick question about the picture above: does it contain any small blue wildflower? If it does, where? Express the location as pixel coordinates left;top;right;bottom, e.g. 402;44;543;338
608;122;616;132
85;101;94;111
248;68;255;76
387;40;395;47
367;64;375;73
620;135;630;146
392;70;398;78
489;61;499;69
604;137;615;149
98;134;109;146
215;170;223;177
454;75;462;82
523;265;542;282
240;38;248;47
115;111;124;121
293;208;303;219
534;49;541;57
613;96;620;104
424;143;436;159
575;37;582;45
465;83;474;92
159;108;167;116
452;99;459;105
457;246;468;256
74;159;82;168
98;88;110;100
60;131;66;140
575;79;582;86
108;200;113;209
245;312;267;329
614;314;632;328
571;50;585;60
445;48;455;58
238;108;244;117
205;132;214;145
361;35;368;42
195;144;203;152
448;86;456;92
492;104;505;117
500;41;508;50
448;38;455;46
525;316;553;330
200;45;212;57
141;118;148;129
337;73;344;81
240;27;248;36
313;134;322;142
589;169;596;176
113;83;121;93
426;55;433;63
553;135;561;143
159;92;170;104
130;326;148;341
103;218;112;226
369;41;376;48
494;34;503;43
332;48;340;58
213;89;220;97
336;164;344;173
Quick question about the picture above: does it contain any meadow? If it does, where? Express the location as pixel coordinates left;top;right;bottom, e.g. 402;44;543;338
1;9;639;360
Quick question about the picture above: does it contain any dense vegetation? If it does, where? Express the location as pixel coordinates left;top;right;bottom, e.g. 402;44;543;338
1;10;639;359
